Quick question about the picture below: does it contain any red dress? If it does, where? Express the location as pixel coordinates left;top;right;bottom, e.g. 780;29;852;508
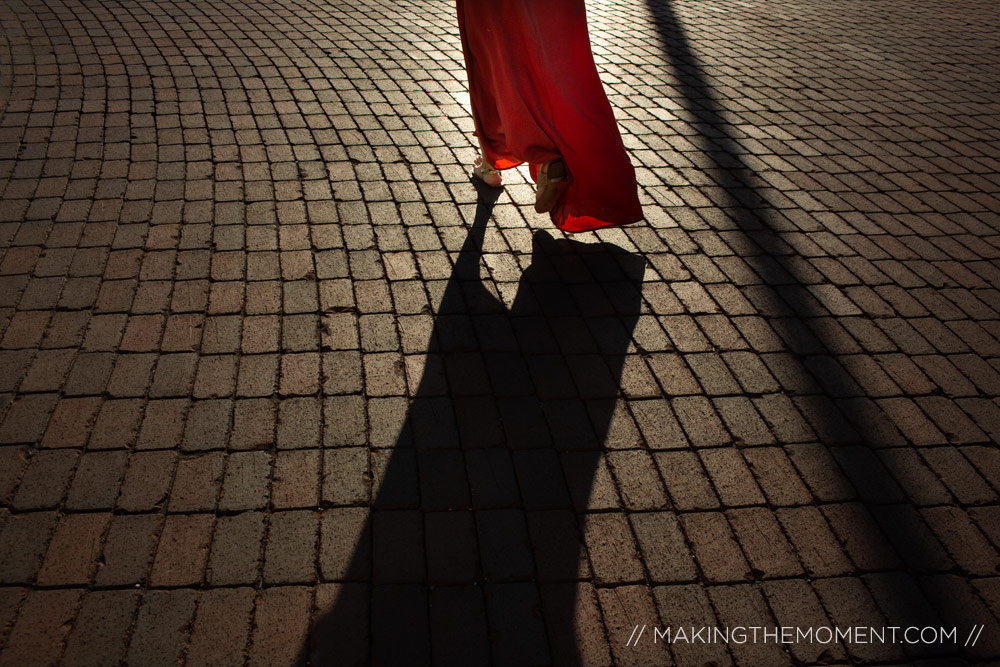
457;0;643;233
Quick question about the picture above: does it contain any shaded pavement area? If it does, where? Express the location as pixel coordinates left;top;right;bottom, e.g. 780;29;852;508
0;0;999;664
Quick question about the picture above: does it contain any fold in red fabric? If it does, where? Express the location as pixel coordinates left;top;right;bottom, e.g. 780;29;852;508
457;0;643;233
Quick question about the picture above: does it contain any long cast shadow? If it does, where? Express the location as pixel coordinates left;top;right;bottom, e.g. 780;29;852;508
645;0;992;661
302;180;646;665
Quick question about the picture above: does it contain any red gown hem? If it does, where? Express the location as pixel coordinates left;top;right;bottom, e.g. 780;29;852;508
458;0;643;233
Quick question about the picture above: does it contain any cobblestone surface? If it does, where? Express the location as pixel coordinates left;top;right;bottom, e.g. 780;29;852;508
1;0;999;664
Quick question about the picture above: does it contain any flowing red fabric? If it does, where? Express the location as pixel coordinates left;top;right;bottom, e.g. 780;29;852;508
457;0;643;233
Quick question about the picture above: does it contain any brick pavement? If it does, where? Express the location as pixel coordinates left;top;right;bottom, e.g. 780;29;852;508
0;0;999;664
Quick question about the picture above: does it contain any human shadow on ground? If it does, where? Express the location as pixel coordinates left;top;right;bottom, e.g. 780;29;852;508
301;180;646;665
644;0;998;662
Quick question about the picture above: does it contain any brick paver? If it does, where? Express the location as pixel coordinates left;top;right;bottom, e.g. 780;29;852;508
1;0;999;664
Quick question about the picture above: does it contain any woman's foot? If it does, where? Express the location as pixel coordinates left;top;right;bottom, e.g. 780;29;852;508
534;158;567;213
472;155;502;188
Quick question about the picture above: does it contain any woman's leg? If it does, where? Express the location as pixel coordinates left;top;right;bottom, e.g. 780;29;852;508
457;0;641;231
457;0;560;170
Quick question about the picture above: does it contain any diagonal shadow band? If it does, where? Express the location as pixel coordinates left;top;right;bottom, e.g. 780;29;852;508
644;0;994;661
302;179;647;665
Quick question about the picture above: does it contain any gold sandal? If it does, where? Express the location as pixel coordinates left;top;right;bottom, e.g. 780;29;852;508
534;158;567;213
472;154;503;188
